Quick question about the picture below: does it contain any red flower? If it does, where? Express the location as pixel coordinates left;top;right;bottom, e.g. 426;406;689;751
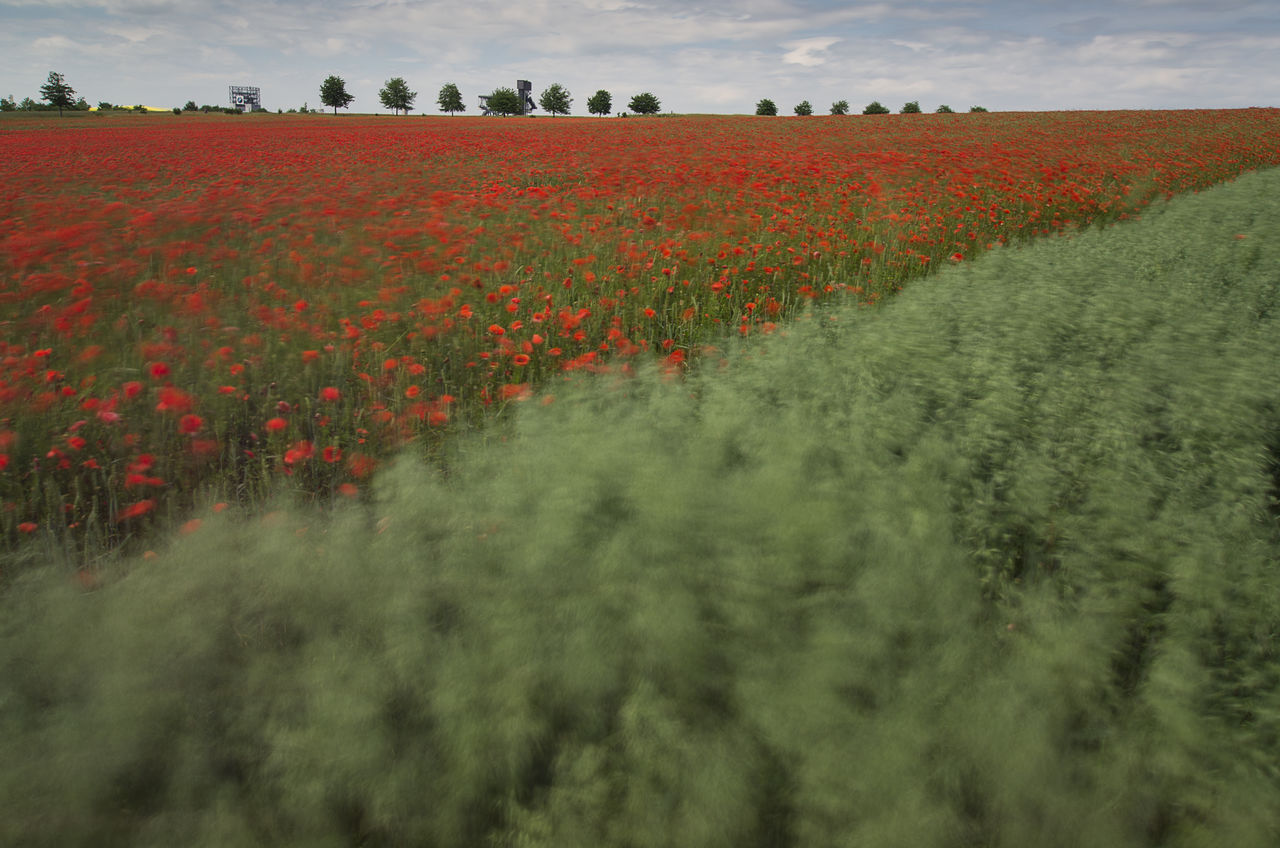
148;361;170;380
322;446;342;463
117;499;156;521
265;417;287;432
123;381;143;399
320;386;341;402
179;414;203;434
18;521;37;533
512;354;531;366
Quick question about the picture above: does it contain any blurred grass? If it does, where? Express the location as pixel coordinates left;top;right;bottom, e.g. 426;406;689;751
2;166;1279;846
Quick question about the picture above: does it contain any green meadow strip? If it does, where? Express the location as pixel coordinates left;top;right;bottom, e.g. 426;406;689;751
3;168;1279;845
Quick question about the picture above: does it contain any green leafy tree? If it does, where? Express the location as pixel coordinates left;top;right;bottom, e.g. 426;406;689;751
862;100;890;115
319;75;354;115
830;99;850;115
755;98;777;116
1;95;16;112
586;89;612;116
437;82;464;115
379;77;417;115
628;92;661;115
19;97;36;111
969;105;989;112
485;87;524;116
900;100;921;114
936;104;955;113
74;97;89;111
39;71;76;116
793;100;813;116
183;100;198;112
538;83;572;115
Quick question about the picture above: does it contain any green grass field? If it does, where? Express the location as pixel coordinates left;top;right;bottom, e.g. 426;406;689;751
3;165;1279;846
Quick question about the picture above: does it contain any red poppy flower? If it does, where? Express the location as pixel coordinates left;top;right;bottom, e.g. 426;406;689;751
117;499;156;521
265;417;288;432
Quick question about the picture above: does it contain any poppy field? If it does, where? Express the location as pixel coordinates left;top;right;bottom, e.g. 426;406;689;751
2;162;1279;846
4;108;1280;558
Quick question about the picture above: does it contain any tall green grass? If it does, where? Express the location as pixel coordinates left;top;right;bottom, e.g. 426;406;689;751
3;168;1279;846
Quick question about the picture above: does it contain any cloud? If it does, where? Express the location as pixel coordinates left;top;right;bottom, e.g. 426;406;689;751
781;36;841;66
1;0;1278;112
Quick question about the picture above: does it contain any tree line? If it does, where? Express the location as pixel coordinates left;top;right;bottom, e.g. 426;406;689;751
319;75;659;116
756;98;988;116
2;70;986;119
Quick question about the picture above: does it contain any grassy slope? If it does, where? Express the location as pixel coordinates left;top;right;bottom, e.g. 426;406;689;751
2;167;1279;846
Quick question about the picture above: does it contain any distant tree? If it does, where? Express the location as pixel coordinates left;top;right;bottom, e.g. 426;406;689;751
19;97;36;111
437;82;464;115
379;77;417;115
183;100;198;111
0;95;15;112
936;104;955;113
755;98;777;116
628;92;661;115
830;99;849;115
537;83;572;116
40;71;76;116
319;75;354;115
793;100;813;116
969;105;989;112
900;100;921;114
74;97;89;111
586;89;611;117
586;89;612;116
862;100;890;115
485;87;524;116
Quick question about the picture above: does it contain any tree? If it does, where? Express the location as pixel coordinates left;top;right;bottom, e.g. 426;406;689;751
379;77;417;115
1;95;16;112
900;100;921;114
830;99;849;115
40;71;76;116
793;100;813;116
586;89;612;116
319;75;354;115
862;100;890;115
969;105;989;112
485;87;524;116
538;83;572;116
628;92;661;115
183;100;198;112
437;82;464;115
755;98;777;116
936;104;955;113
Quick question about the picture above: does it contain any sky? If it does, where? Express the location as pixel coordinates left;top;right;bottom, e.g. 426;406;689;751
2;0;1279;115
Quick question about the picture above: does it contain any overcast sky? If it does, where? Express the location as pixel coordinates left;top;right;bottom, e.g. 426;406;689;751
2;0;1278;114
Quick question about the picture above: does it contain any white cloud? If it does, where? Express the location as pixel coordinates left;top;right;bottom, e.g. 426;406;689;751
1;0;1278;112
782;36;841;66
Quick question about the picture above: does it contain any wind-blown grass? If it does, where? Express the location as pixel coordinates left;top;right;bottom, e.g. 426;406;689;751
2;167;1279;846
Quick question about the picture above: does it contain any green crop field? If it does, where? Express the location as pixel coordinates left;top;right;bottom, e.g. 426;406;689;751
2;157;1278;846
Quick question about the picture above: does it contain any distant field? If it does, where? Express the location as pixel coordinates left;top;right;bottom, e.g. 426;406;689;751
2;159;1278;847
3;109;1280;556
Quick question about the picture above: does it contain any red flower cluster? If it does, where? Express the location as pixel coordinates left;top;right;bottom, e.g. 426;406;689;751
4;109;1280;547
